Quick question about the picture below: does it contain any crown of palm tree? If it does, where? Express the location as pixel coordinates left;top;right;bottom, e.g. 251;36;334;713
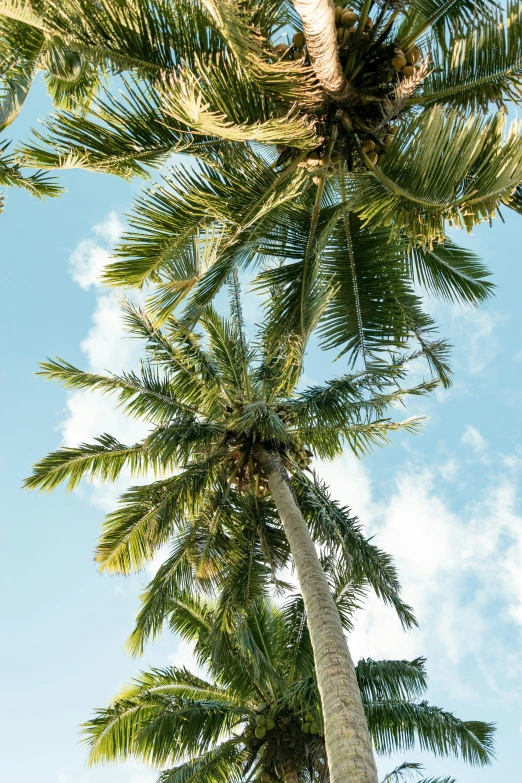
83;593;495;783
1;0;506;363
25;290;433;635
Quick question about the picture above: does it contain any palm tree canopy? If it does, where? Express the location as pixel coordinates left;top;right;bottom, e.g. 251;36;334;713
1;0;506;364
25;293;437;638
83;594;495;783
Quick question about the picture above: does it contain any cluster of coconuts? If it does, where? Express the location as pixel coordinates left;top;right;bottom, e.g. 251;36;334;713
360;123;398;165
391;44;421;79
255;711;277;740
225;449;269;495
302;147;343;185
286;436;312;470
301;711;321;735
334;4;372;43
272;30;307;63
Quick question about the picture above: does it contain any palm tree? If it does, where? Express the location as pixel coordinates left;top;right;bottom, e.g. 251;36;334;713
83;592;495;783
1;0;506;370
25;291;438;783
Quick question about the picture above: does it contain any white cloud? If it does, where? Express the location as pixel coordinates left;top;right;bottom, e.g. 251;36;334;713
320;450;522;701
461;424;487;454
58;214;148;511
69;241;111;290
93;211;125;245
69;212;124;290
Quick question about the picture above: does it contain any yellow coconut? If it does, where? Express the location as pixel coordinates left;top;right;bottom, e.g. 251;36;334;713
292;31;305;48
384;135;393;150
292;49;304;60
361;139;375;153
406;45;421;64
391;55;407;71
336;26;344;41
401;64;415;77
341;9;357;26
364;16;373;29
273;43;288;59
335;5;342;23
366;151;378;165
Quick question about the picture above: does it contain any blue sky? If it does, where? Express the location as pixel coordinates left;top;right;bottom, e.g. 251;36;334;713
2;81;522;783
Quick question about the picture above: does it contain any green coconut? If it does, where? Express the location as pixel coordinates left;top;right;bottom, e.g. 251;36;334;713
309;722;319;735
255;726;267;740
301;722;310;734
265;717;276;730
256;715;266;727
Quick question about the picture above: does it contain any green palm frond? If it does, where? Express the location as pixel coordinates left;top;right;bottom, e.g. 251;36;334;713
85;596;494;781
95;456;223;574
354;106;522;244
23;434;151;492
19;78;194;179
414;2;522;110
156;740;247;783
292;473;417;630
357;658;428;703
0;140;62;198
367;700;495;765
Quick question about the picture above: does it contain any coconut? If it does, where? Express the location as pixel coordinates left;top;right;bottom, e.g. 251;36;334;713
273;43;288;58
391;55;407;71
256;715;266;727
336;26;344;41
306;151;320;166
384;135;393;150
366;151;378;165
301;722;310;733
389;125;399;136
364;16;373;29
292;31;305;48
309;722;319;734
341;9;357;26
312;176;321;185
255;726;267;740
361;139;375;153
292;49;304;61
406;45;420;64
401;64;415;77
265;717;276;730
305;712;313;722
262;774;271;783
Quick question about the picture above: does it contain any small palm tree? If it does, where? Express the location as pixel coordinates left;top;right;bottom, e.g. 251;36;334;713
1;0;504;366
83;593;495;783
26;289;436;783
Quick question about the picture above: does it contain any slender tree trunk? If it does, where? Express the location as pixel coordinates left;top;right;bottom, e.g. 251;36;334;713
291;0;355;102
255;446;378;783
282;761;299;783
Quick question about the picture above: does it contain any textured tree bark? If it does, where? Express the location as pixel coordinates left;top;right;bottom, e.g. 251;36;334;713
282;762;300;783
255;445;378;783
291;0;355;102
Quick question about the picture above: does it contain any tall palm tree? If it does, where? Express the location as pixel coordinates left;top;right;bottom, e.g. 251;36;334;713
1;0;506;369
83;592;495;783
25;290;437;783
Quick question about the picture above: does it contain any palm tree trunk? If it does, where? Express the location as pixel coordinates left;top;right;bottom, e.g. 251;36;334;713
282;761;299;783
255;445;378;783
292;0;355;102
